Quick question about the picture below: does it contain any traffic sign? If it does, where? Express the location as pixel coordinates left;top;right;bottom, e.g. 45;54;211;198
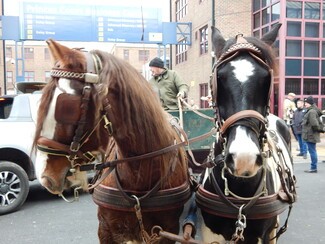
20;1;163;43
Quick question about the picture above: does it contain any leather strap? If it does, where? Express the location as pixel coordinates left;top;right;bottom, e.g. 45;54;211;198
92;182;191;212
196;186;289;220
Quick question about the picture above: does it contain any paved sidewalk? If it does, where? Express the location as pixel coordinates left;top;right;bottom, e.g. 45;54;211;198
291;133;325;166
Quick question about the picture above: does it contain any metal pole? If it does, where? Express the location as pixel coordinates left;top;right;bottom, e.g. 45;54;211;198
211;0;215;68
2;41;7;95
2;0;7;95
169;0;173;69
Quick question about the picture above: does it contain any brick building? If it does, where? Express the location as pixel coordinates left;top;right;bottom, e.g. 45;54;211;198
170;0;325;115
2;0;325;116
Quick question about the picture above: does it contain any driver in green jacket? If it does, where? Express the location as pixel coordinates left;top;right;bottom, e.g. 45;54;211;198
149;57;189;110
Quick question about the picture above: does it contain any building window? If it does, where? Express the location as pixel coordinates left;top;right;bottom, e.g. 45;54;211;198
262;0;271;8
321;79;325;94
45;71;51;82
304;2;320;19
304;41;319;57
44;48;50;60
303;78;319;94
253;0;260;12
253;13;261;28
123;49;129;61
285;59;301;76
5;47;12;59
305;22;319;37
176;39;188;64
6;71;13;82
287;21;301;36
286;40;301;57
24;48;34;59
285;78;301;95
175;0;188;21
24;71;35;81
262;8;270;25
199;25;208;55
138;50;149;62
271;2;280;21
304;60;319;76
286;1;302;18
262;26;269;35
322;61;325;76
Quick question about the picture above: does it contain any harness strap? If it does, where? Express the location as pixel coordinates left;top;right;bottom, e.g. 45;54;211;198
196;185;289;220
37;137;96;163
92;181;191;212
220;110;265;135
209;166;267;215
79;127;218;172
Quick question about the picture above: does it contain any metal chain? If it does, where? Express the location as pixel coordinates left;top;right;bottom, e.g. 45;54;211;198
132;195;161;244
231;204;247;242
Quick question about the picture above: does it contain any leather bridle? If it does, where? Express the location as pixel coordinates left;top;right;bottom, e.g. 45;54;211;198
36;51;106;168
211;34;273;138
197;35;297;240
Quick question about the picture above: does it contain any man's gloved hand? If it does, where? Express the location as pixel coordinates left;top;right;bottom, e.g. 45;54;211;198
177;91;185;99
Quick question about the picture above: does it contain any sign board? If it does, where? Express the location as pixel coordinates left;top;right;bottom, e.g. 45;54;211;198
20;1;163;43
0;16;20;40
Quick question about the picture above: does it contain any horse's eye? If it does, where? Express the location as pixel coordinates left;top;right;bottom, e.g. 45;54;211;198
256;154;263;166
225;153;234;166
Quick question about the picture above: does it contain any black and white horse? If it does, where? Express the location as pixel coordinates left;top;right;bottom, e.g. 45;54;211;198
196;24;296;244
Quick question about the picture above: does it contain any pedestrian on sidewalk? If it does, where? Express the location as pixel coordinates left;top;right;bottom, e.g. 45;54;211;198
302;96;324;173
292;99;307;159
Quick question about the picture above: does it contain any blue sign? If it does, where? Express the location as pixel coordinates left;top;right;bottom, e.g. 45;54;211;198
20;2;163;43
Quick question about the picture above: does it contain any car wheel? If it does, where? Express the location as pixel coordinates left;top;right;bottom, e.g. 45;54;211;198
0;161;29;215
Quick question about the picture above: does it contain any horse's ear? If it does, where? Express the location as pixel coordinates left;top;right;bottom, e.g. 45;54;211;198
211;26;226;58
261;23;282;45
46;39;71;63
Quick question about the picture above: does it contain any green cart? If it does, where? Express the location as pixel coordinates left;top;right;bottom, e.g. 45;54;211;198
168;108;215;172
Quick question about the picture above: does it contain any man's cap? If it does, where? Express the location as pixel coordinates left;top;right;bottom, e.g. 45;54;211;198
304;96;314;105
288;92;296;97
149;57;164;68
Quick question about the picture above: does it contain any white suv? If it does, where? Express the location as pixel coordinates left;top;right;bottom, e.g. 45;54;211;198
0;90;42;215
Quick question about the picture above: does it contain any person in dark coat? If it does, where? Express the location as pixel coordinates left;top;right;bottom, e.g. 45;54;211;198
302;96;324;173
292;99;307;159
149;57;189;110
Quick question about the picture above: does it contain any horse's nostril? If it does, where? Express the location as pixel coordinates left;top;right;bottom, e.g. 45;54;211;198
41;176;60;194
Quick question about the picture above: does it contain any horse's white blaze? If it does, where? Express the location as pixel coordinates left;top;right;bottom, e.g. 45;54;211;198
201;222;226;243
229;126;260;176
230;59;254;83
35;79;73;182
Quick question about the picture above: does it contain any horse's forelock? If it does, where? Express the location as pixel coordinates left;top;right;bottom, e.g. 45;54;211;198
223;36;277;73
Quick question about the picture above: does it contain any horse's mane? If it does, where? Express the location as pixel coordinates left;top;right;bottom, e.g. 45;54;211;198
93;50;175;150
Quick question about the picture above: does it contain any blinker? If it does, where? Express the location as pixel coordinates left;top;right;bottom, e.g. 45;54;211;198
85;73;99;83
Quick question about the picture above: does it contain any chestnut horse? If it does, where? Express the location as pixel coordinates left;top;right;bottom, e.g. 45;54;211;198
196;24;297;243
33;40;190;243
